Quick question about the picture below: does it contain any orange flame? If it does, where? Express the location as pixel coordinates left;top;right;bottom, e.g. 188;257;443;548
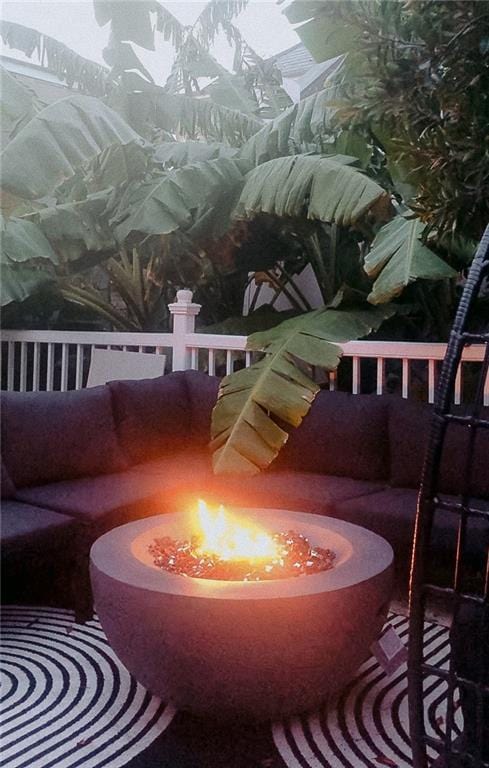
196;500;278;561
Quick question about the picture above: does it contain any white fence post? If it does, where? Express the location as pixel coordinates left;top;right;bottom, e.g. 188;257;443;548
168;289;201;371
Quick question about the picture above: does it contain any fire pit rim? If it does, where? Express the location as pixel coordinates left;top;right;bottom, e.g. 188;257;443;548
90;509;394;601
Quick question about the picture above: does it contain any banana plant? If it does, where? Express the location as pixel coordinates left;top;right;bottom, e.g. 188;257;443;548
0;1;467;476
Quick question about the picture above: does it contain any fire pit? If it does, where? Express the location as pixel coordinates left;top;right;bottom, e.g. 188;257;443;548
90;507;393;721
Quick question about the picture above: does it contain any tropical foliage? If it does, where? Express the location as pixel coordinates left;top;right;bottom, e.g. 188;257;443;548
1;0;482;474
284;0;489;241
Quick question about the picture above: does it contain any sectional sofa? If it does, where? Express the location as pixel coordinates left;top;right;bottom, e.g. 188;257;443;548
1;370;488;619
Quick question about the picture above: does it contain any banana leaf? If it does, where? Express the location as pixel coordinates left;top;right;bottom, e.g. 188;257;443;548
1;95;144;199
154;140;238;167
235;154;389;226
112;157;245;243
0;214;58;265
364;216;457;304
0;65;42;140
1;264;54;307
211;303;393;474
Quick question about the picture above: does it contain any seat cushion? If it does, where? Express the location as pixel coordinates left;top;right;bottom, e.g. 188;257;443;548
1;500;79;556
208;471;384;515
335;488;489;586
388;398;489;497
16;452;214;526
108;372;191;464
1;460;16;499
1;387;128;488
274;391;390;481
183;370;219;445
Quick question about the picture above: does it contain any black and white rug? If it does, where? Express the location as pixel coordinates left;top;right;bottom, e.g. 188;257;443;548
0;607;459;768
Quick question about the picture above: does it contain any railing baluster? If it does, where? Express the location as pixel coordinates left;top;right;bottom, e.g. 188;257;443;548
61;343;69;391
352;356;360;394
454;363;462;405
245;351;251;368
7;342;15;391
191;348;198;370
428;359;436;404
46;343;54;391
226;350;233;375
19;342;27;392
33;342;40;392
402;358;409;398
376;357;384;395
329;370;337;391
208;349;215;376
75;345;84;390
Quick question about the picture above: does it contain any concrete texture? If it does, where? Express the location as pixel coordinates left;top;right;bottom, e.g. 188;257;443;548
90;509;394;721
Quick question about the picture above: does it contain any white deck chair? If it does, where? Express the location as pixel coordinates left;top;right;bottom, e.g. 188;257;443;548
86;348;166;387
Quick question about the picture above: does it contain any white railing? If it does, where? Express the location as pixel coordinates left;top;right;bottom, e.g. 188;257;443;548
2;290;488;404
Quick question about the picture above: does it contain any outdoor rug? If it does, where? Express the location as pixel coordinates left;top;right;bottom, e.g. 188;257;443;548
0;606;459;768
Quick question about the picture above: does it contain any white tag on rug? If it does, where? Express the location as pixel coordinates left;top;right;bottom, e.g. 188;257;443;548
370;626;408;676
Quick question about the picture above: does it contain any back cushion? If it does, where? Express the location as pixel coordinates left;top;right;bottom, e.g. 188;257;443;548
1;460;16;499
388;398;489;497
108;372;191;464
1;387;128;488
274;391;390;481
183;371;220;445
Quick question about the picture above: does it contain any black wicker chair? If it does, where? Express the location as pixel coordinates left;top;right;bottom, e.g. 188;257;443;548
408;226;489;768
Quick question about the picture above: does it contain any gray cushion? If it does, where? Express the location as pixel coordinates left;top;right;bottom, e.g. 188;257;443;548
209;471;384;515
1;387;128;488
1;460;15;499
1;500;79;555
16;452;213;524
183;370;219;445
388;398;489;497
274;391;390;481
108;372;191;464
335;488;489;585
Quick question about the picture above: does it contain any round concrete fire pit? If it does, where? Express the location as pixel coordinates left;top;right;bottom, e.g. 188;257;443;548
90;509;393;721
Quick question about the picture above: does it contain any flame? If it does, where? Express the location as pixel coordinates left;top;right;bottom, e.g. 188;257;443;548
196;500;278;561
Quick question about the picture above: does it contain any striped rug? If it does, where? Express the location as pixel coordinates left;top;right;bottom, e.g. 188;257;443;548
0;607;459;768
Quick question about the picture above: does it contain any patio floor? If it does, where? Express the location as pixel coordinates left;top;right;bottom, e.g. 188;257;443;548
0;605;459;768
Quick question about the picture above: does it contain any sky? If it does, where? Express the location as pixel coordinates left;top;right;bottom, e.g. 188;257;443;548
0;0;300;84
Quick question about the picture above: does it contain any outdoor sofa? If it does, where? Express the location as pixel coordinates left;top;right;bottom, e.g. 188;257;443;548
1;370;488;618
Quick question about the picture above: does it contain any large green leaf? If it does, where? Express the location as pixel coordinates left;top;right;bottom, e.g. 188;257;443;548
364;216;457;304
0;215;57;309
0;65;42;140
239;90;335;166
1;264;54;307
153;140;238;167
283;1;362;62
151;93;262;146
29;190;117;259
0;214;59;264
111;157;245;243
1;95;144;199
211;303;393;474
0;20;109;95
235;155;389;226
94;1;156;50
